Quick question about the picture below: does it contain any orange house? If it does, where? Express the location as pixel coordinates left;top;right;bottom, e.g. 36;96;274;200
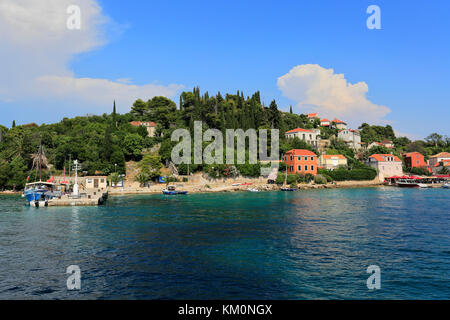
283;149;318;175
403;152;427;169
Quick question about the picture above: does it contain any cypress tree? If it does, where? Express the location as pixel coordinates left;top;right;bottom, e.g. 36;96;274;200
290;105;293;114
12;120;16;128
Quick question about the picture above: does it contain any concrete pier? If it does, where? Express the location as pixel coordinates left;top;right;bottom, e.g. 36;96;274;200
35;191;109;207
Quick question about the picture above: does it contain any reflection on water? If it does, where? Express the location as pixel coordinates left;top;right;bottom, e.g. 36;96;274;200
0;187;449;300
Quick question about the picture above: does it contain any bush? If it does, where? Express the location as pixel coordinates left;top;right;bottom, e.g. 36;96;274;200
318;167;377;181
314;174;327;184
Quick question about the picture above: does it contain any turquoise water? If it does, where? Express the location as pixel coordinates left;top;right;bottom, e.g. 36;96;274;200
0;187;449;300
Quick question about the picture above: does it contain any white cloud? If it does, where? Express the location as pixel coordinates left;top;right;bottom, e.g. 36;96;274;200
277;64;391;127
0;0;183;113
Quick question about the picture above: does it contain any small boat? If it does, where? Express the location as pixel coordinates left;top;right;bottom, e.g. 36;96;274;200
281;187;297;192
248;188;261;192
162;185;188;195
443;183;450;189
417;183;429;188
232;183;241;187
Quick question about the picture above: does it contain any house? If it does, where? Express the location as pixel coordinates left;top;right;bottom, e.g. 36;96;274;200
403;152;427;169
368;140;394;150
320;118;330;127
338;129;362;150
431;160;450;175
366;154;403;181
428;152;450;168
318;154;347;170
285;128;321;148
130;121;157;137
283;149;318;175
307;113;320;122
332;118;347;130
381;140;394;149
84;176;108;190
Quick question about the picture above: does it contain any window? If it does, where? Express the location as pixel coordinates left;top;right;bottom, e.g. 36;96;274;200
302;134;305;140
298;156;301;161
311;156;314;161
100;179;104;183
304;156;308;161
309;134;312;140
290;156;293;161
298;165;301;171
311;165;314;171
290;166;293;172
304;165;308;171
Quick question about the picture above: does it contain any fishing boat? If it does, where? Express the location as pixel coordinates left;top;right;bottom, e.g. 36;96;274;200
162;185;188;195
23;142;61;206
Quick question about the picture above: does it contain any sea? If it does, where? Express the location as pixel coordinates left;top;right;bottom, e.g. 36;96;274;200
0;187;449;299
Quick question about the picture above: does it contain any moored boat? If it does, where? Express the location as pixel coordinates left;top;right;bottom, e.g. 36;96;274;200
443;183;450;189
248;188;261;192
280;187;296;192
162;185;188;195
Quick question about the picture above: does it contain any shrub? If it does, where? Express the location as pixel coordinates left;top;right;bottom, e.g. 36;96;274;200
314;174;327;184
318;167;377;181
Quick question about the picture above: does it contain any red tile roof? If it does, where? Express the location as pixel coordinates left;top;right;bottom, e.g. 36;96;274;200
430;152;450;158
286;128;314;134
285;149;317;156
369;154;402;162
332;118;346;124
130;121;156;127
307;113;318;118
320;118;330;122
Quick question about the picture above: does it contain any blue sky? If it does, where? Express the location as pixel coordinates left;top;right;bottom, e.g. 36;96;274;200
1;0;449;139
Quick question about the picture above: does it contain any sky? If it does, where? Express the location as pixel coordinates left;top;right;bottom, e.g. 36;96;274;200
0;0;449;140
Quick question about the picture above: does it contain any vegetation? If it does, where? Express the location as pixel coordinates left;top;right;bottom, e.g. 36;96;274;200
0;87;449;191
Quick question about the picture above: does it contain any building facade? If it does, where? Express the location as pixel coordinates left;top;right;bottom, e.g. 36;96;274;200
130;121;157;137
318;154;347;170
403;152;427;169
338;129;362;150
428;152;450;168
332;118;347;130
285;128;321;148
284;149;318;175
366;154;403;181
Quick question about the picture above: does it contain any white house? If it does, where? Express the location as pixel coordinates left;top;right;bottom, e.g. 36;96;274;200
285;128;321;148
320;118;331;127
366;154;403;181
338;129;362;150
428;152;450;168
332;118;347;130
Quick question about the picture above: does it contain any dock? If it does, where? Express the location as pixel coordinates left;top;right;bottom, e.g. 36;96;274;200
30;190;109;207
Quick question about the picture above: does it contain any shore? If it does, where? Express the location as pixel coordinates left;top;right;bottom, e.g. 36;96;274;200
108;179;384;195
0;179;384;196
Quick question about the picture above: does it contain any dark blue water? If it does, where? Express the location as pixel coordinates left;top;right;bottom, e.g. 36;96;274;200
0;187;449;299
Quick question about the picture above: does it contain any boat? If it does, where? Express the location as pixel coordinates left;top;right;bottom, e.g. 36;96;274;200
417;183;429;188
23;142;61;206
443;183;450;189
248;188;261;192
231;183;241;187
162;185;188;195
24;181;60;206
280;187;296;192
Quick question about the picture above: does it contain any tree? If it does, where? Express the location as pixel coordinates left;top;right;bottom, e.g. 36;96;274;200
425;133;443;147
109;172;121;188
12;120;16;128
131;99;147;118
